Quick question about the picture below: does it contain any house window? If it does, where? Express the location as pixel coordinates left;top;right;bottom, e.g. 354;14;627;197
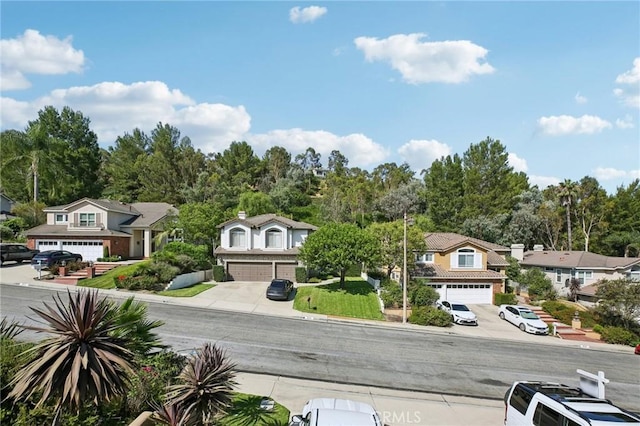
55;214;68;223
555;269;562;283
266;229;282;248
457;248;475;268
79;213;96;227
574;270;593;284
416;253;434;263
230;228;246;248
628;269;640;281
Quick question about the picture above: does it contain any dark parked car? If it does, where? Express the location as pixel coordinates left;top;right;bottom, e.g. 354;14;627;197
0;243;40;265
31;250;83;269
266;279;294;301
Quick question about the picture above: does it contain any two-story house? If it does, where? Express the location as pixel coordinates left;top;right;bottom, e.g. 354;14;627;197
511;244;640;298
214;211;317;282
411;233;509;304
24;198;177;261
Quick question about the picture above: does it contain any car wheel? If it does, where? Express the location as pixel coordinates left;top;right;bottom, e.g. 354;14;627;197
519;323;526;332
499;312;505;320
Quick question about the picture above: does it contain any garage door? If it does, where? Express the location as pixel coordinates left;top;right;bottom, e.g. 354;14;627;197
275;263;296;281
61;241;103;261
227;262;272;282
430;283;492;304
37;240;61;251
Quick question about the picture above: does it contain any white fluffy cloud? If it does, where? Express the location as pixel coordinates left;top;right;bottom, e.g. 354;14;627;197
289;6;327;24
397;139;451;173
574;92;587;104
248;128;388;168
537;114;612;136
508;153;528;173
1;81;251;152
529;175;560;190
594;167;640;181
354;33;495;84
0;29;85;91
614;58;640;108
616;114;634;129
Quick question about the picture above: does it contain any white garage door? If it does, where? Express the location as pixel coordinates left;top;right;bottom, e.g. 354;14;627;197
37;240;61;251
61;241;103;261
430;283;492;304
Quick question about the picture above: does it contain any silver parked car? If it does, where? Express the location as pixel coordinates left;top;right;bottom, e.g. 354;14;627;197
498;305;548;335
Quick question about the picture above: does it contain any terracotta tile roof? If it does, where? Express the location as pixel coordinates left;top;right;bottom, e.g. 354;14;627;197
520;250;640;270
487;250;509;267
577;283;600;297
217;214;317;230
425;232;510;252
412;263;506;280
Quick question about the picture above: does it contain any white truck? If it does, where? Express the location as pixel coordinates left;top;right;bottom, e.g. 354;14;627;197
289;397;383;426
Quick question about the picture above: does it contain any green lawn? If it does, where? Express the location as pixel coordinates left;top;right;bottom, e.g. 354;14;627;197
293;279;384;320
158;283;215;297
78;262;149;289
219;393;290;426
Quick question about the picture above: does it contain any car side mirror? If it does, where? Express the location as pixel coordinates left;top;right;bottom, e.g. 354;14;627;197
290;414;304;426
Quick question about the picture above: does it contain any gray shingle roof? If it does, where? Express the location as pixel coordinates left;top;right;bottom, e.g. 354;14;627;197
24;224;132;237
120;203;177;227
217;214;317;230
520;250;640;270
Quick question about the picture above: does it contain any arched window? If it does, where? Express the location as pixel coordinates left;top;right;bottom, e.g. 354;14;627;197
457;248;475;268
230;228;246;248
266;229;282;248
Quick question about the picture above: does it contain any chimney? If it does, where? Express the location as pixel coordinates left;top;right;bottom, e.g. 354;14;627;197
510;244;525;261
238;211;246;220
533;244;544;252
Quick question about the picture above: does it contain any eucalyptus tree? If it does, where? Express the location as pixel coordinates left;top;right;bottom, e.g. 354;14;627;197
374;180;425;221
236;191;276;216
260;145;291;191
101;128;150;202
598;179;640;256
327;149;349;176
371;162;414;194
293;147;322;196
574;176;608;252
503;189;545;249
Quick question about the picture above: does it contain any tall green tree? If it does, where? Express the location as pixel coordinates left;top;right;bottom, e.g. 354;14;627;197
260;146;291;191
574;176;608;252
177;202;225;247
422;154;464;231
374;180;425;221
298;223;381;288
461;137;529;222
598;179;640;256
371;162;414;194
209;141;263;209
595;278;640;330
236;191;276;217
101;129;150;202
367;220;427;278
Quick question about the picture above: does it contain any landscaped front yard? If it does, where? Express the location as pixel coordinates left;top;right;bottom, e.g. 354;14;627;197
293;279;384;320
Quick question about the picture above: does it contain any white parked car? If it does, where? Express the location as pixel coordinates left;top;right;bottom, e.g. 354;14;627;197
436;300;478;325
499;305;549;335
289;397;382;426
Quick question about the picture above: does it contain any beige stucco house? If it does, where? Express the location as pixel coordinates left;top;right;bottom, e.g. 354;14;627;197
24;198;177;261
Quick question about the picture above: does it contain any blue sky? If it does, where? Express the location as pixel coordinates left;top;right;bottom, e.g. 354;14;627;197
1;1;639;194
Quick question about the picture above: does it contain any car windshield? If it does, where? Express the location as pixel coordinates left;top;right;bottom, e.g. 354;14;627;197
520;311;539;320
269;281;285;289
452;304;470;311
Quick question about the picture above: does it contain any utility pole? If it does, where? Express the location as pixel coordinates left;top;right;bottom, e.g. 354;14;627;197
403;210;407;324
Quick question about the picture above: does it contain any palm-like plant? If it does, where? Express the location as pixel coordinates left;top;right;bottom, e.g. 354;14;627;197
557;179;578;250
569;277;581;302
104;296;166;356
165;343;237;425
8;289;136;418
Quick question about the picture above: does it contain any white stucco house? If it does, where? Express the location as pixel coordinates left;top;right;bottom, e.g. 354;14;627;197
214;211;317;282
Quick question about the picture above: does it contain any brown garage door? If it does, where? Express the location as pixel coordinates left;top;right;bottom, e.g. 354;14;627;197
275;263;296;281
227;262;272;281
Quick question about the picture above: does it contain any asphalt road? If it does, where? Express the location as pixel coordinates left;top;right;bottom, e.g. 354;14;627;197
2;283;639;411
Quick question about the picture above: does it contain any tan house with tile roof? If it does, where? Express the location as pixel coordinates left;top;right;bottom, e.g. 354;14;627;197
24;198;177;261
512;245;640;298
410;232;509;304
214;211;317;282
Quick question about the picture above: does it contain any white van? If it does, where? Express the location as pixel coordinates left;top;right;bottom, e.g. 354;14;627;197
503;381;640;425
289;397;383;426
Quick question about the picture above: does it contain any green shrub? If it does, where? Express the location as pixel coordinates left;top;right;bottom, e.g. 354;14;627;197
213;265;226;282
116;275;163;291
410;285;439;307
494;293;517;306
380;281;402;308
409;306;452;327
97;256;122;262
541;301;598;328
103;245;110;258
599;326;638;346
295;267;307;283
366;270;386;280
593;324;604;334
155;242;212;270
